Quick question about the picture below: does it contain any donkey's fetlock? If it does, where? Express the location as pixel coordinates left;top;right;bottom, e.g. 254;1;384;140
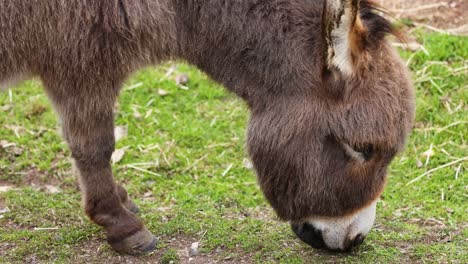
116;185;140;214
123;199;140;214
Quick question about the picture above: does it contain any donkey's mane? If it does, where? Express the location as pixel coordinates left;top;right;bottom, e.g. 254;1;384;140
359;0;399;41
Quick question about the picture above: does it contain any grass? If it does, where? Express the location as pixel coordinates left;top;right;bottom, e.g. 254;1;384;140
0;31;467;263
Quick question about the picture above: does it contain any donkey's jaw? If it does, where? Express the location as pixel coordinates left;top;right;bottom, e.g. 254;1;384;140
304;200;377;251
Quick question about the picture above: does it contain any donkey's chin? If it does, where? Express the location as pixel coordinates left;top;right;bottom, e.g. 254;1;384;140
292;200;377;252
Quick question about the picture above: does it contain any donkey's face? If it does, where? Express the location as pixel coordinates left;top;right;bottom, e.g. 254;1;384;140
247;0;415;251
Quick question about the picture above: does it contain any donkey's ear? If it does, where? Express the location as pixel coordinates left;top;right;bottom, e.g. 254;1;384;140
322;0;366;76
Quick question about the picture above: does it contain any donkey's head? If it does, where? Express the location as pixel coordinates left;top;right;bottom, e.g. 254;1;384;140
246;0;415;251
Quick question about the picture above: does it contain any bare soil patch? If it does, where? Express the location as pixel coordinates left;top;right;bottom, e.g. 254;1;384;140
378;0;468;35
69;236;255;264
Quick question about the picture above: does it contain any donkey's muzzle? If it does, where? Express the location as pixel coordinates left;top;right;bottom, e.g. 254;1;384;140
291;223;325;249
291;223;366;252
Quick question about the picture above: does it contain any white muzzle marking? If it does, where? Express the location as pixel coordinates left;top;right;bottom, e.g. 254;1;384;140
307;200;377;250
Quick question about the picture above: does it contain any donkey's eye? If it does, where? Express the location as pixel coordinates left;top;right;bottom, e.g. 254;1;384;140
341;143;374;163
354;144;374;161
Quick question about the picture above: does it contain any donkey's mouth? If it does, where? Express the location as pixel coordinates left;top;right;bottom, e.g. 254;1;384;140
292;222;366;252
291;200;377;252
291;223;325;249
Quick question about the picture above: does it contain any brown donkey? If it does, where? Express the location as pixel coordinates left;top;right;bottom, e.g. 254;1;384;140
0;0;415;254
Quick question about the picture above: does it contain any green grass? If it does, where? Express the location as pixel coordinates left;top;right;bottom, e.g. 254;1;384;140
0;32;467;263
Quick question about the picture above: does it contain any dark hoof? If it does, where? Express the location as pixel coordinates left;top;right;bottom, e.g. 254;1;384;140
124;200;141;214
109;228;158;255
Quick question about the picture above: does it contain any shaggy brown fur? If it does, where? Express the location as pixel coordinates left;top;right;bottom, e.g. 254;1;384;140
0;0;415;253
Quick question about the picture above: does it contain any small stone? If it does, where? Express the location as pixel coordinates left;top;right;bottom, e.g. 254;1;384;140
0;140;15;148
158;89;169;97
0;186;14;193
0;105;12;111
12;146;23;156
45;185;61;194
243;158;253;169
416;158;423;168
114;126;128;142
421;146;435;158
0;206;11;219
189;242;199;257
132;109;142;119
0;207;10;214
111;149;126;164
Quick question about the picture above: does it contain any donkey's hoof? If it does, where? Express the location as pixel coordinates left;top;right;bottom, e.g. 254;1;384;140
124;200;141;214
109;228;158;255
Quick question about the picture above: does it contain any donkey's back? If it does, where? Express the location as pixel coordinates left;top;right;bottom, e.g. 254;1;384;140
0;0;175;91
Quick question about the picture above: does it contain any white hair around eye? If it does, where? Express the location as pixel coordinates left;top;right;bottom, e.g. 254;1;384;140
341;142;366;163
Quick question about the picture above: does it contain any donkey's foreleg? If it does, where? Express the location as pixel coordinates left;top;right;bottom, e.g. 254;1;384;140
44;80;156;255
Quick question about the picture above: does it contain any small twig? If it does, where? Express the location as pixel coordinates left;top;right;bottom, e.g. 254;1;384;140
124;82;143;91
447;25;468;35
8;89;13;103
207;142;235;149
424;144;433;167
157;142;174;167
198;230;208;244
222;164;233;177
424;218;446;228
407;157;468;185
451;65;468;75
126;164;161;177
455;164;462;180
436;121;468;134
183;154;208;173
414;23;451;35
33;227;60;231
163;65;176;79
392;42;429;55
389;3;449;14
405;52;418;66
415;121;468;134
126;162;158;167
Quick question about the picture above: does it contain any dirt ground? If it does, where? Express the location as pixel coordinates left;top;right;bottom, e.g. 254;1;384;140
377;0;468;35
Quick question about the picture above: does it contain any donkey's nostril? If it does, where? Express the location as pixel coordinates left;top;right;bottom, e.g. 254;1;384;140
291;223;325;249
353;234;365;247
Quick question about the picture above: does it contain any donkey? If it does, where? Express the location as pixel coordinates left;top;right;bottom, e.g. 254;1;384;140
0;0;415;254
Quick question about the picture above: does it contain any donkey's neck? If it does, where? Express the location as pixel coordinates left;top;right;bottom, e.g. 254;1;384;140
170;0;321;108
